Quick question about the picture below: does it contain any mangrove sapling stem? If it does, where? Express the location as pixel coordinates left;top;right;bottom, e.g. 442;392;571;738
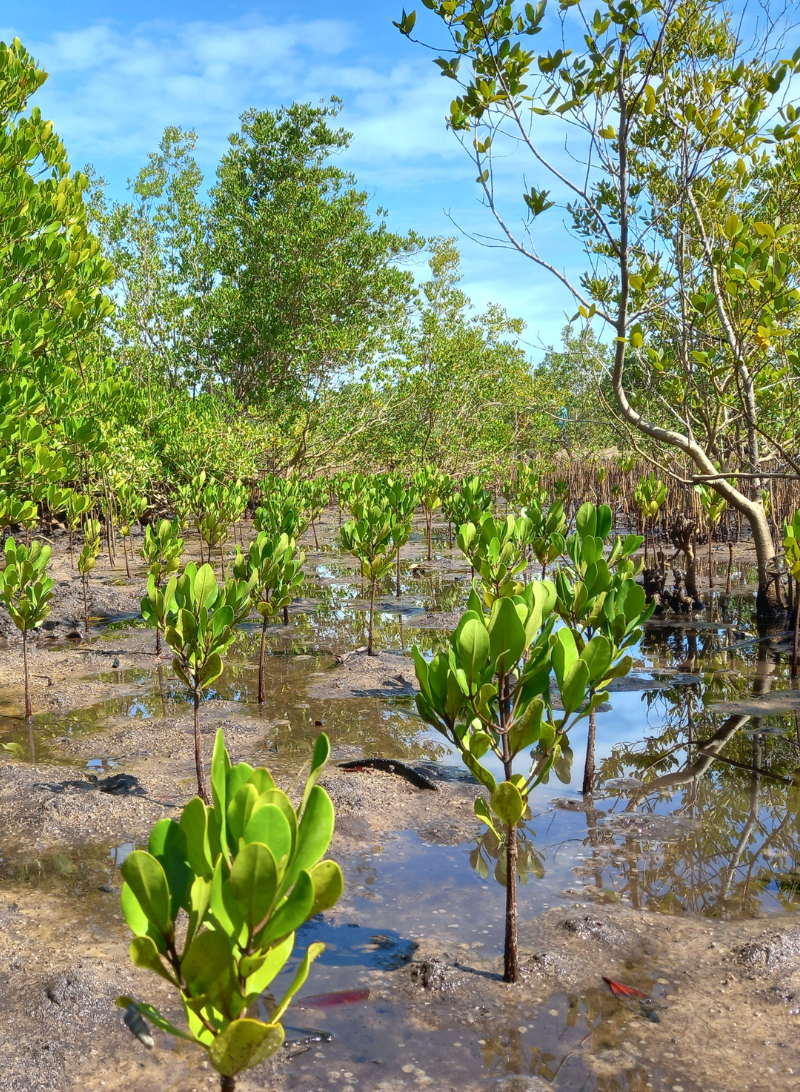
396;549;402;599
258;617;268;703
123;535;131;578
368;577;377;656
22;629;31;720
583;706;596;796
792;594;800;680
311;514;319;549
220;1075;235;1092
504;821;519;984
726;542;734;596
499;671;519;984
82;573;90;637
283;604;289;626
426;512;433;562
220;543;226;581
193;686;210;804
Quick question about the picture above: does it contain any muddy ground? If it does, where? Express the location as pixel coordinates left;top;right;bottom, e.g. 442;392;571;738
0;520;795;1092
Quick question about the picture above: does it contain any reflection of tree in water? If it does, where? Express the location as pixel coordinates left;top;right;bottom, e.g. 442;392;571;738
470;820;545;886
588;645;800;915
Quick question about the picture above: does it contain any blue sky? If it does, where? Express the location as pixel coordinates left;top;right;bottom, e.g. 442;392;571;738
5;1;582;353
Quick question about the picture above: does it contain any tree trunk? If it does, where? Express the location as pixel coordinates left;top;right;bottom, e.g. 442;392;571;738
582;706;596;795
503;822;519;984
368;578;376;656
22;629;31;720
396;549;402;599
792;592;799;679
193;686;210;804
220;1076;236;1092
258;616;268;703
426;512;432;562
283;604;289;625
610;101;780;617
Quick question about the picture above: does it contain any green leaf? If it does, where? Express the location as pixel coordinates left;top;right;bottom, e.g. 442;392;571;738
272;941;326;1023
182;928;235;1010
116;997;199;1044
243;932;295;996
129;935;178;985
300;732;331;815
455;616;489;690
488;597;526;674
244;804;293;869
281;786;334;895
491;781;525;828
120;851;172;942
148;818;192;917
257;870;315;946
229;841;279;937
208;1018;285;1077
194;563;219;610
179;797;213;879
307;860;344;918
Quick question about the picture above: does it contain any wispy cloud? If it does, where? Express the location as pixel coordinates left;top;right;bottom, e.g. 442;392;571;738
2;12;584;349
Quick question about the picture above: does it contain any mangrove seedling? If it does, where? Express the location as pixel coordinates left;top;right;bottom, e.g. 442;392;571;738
634;473;667;567
0;493;38;542
555;503;651;793
78;518;101;636
526;499;567;578
341;503;397;655
384;477;419;597
141;519;184;654
413;465;449;562
694;483;727;590
457;513;533;604
0;538;54;720
65;491;93;567
232;532;305;701
117;729;343;1092
141;562;255;802
116;483;148;578
412;581;625;982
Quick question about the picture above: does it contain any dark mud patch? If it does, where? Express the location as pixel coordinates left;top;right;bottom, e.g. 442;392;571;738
307;649;420;699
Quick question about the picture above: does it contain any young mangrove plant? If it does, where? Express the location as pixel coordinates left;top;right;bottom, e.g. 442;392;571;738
384;477;419;598
117;729;343;1092
554;503;651;794
78;518;102;636
65;491;93;567
116;483;148;578
695;483;727;590
141;519;184;654
443;476;493;548
233;532;305;701
141;563;255;802
412;580;626;982
526;499;566;579
413;465;450;562
457;512;533;604
341;502;397;655
634;473;667;567
0;538;54;721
